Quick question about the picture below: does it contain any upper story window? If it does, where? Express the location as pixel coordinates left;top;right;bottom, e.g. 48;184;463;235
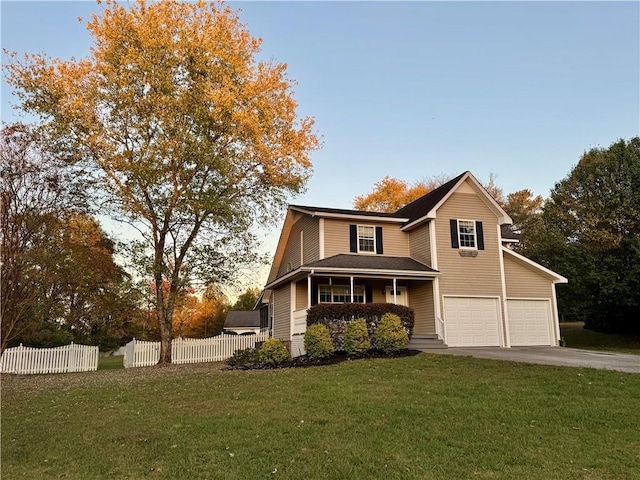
450;219;485;251
458;220;476;249
350;224;384;254
358;225;375;253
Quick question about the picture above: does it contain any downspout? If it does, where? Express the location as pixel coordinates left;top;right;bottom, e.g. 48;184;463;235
497;230;511;348
551;281;561;346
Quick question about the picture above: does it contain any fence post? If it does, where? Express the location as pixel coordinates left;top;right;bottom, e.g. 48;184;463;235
18;343;25;374
124;338;136;368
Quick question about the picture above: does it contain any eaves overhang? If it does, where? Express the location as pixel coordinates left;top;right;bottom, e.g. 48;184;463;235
290;205;408;224
264;265;439;290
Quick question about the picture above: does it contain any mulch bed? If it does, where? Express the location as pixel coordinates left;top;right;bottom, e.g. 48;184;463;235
225;349;422;370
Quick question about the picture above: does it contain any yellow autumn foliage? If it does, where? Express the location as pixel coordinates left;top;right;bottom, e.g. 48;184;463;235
4;0;319;363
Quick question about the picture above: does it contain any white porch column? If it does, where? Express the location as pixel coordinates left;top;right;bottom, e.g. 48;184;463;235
307;275;312;308
350;276;354;303
393;278;397;304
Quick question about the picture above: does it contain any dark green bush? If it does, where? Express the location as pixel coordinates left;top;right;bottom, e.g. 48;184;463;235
259;338;291;365
342;318;371;357
304;324;335;360
375;313;409;354
226;347;260;367
306;303;414;348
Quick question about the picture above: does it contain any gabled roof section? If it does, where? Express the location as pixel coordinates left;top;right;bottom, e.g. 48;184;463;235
290;205;408;223
265;208;296;285
502;247;568;284
396;171;512;230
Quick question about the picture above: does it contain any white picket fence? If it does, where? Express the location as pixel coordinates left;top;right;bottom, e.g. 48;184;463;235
124;331;270;368
0;343;99;375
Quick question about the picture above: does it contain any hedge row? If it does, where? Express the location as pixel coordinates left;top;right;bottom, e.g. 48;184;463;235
306;303;414;350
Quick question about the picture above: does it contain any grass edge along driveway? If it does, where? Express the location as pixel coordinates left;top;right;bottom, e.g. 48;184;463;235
3;354;639;480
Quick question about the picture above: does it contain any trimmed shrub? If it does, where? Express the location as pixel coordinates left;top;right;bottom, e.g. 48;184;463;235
304;324;335;360
342;318;371;357
226;347;260;367
375;313;409;354
259;338;291;365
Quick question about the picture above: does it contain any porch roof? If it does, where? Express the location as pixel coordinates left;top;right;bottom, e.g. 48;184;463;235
264;254;439;289
306;254;436;272
224;311;261;329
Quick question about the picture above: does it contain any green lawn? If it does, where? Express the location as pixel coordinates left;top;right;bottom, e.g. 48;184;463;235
2;354;639;480
97;355;125;370
560;322;640;354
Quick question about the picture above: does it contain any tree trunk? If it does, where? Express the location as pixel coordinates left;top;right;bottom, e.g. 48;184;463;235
157;305;172;364
154;267;172;364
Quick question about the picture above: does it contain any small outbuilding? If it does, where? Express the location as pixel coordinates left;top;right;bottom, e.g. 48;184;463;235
223;311;261;335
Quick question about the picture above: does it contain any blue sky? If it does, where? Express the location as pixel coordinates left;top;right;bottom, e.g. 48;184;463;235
2;1;639;286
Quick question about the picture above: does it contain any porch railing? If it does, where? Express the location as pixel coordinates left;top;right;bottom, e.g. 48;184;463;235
292;309;307;334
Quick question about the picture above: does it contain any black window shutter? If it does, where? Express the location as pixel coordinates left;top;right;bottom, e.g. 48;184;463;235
476;221;484;250
375;226;383;254
365;285;373;304
349;224;357;253
450;219;459;249
311;283;318;306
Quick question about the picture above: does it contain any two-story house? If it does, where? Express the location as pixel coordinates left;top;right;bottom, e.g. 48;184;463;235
260;171;567;356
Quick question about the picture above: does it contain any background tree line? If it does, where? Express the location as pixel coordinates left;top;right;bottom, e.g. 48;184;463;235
0;123;262;351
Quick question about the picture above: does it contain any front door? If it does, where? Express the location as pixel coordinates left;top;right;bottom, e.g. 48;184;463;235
385;286;408;306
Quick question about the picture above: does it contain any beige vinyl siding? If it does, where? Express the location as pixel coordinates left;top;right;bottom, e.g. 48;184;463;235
435;189;503;306
408;224;431;266
295;280;309;311
366;279;387;303
300;215;320;263
272;285;291;341
323;219;349;257
277;214;320;277
323;219;409;258
408;281;435;335
504;253;553;298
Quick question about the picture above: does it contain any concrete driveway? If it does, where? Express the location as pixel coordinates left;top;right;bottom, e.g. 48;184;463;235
426;346;640;373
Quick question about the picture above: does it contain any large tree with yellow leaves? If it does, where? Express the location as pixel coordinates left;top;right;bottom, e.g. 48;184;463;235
5;0;319;363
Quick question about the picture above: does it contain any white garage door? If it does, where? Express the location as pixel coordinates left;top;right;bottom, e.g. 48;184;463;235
507;299;553;346
443;297;501;347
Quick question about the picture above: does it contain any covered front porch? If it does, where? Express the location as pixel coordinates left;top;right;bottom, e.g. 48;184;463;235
288;274;445;356
264;254;444;355
291;260;444;354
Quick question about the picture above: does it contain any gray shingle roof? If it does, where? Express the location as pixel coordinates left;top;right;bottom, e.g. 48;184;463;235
224;311;261;328
305;254;438;273
290;204;403;218
290;171;474;228
501;224;520;240
394;172;467;224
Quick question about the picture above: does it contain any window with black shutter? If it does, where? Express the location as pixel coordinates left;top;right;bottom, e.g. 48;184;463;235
450;219;484;251
350;224;382;254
